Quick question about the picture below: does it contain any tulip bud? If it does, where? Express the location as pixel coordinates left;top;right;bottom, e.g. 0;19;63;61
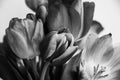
40;28;77;66
6;16;44;59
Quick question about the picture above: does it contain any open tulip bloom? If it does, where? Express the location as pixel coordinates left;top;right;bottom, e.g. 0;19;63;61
0;0;120;80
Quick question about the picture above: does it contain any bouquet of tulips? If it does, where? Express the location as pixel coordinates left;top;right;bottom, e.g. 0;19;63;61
0;0;120;80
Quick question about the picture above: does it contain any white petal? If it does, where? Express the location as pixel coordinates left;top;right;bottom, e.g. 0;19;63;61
89;34;112;63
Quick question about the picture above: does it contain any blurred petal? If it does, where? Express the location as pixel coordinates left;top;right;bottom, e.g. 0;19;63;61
101;46;114;63
90;33;112;63
80;33;98;61
90;20;104;34
107;45;120;72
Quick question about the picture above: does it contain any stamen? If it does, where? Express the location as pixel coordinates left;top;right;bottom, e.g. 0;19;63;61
92;64;108;80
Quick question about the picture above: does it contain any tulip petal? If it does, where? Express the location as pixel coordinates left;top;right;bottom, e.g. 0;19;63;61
81;2;95;38
6;29;33;59
40;31;57;59
25;0;41;11
9;18;27;39
68;7;82;39
90;20;104;34
80;33;98;61
49;41;68;60
47;4;70;32
36;5;48;22
32;19;44;41
21;19;35;40
56;33;67;49
65;33;74;46
26;13;36;20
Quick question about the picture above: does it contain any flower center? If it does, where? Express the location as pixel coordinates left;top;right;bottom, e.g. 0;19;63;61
92;64;108;80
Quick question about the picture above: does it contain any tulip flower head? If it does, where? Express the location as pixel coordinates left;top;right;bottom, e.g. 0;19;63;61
40;28;78;66
79;33;120;80
6;15;44;59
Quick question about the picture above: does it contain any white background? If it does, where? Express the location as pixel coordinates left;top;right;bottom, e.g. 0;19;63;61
0;0;120;44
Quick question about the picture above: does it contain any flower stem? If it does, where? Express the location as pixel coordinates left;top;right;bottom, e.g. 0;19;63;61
40;61;50;80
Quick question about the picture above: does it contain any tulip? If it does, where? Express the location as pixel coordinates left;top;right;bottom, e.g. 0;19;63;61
40;28;78;65
78;33;120;80
6;14;44;59
45;0;103;40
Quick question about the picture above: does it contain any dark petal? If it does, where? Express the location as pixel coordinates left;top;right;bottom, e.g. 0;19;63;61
81;2;95;38
46;4;69;32
36;5;48;22
68;7;81;39
26;13;36;20
25;0;39;12
40;31;57;59
91;20;104;34
61;50;82;80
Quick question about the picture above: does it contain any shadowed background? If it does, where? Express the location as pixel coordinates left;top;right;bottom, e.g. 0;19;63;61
0;0;120;44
